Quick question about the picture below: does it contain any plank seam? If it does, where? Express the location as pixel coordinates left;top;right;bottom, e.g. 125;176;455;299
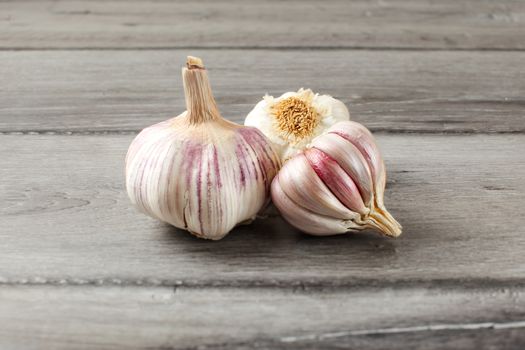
279;321;525;343
1;277;525;290
0;130;524;136
177;321;525;349
1;47;525;52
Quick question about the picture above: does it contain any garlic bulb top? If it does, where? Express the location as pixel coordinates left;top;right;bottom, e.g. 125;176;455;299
126;56;281;240
271;120;402;237
244;88;350;162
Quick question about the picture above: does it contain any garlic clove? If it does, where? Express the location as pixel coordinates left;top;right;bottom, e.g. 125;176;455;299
326;121;401;234
310;133;373;207
327;121;387;200
277;154;360;220
303;148;369;216
271;177;362;235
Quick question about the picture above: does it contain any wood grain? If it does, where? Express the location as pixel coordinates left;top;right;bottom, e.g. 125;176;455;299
1;0;525;50
2;1;524;347
1;50;524;134
1;134;524;285
0;284;523;349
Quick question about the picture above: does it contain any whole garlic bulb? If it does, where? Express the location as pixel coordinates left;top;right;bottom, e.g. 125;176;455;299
271;120;402;237
244;88;350;162
126;56;281;240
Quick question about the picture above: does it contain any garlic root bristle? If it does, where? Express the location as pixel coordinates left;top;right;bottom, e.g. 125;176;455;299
272;96;320;140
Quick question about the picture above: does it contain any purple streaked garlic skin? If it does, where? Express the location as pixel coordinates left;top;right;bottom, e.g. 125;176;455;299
271;120;402;237
126;57;280;240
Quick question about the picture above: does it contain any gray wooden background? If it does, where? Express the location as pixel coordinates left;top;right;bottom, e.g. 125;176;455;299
1;1;525;349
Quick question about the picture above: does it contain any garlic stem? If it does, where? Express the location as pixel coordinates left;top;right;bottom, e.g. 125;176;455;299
182;56;221;124
368;210;402;237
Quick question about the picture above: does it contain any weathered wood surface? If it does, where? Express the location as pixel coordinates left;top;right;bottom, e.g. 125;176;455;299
2;0;525;347
1;50;524;134
1;134;524;284
1;0;525;50
0;284;523;349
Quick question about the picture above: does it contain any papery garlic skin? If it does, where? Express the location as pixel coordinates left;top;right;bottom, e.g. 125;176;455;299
244;88;350;162
271;120;401;237
126;57;280;240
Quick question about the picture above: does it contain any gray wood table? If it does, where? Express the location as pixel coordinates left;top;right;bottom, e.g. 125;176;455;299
1;1;525;349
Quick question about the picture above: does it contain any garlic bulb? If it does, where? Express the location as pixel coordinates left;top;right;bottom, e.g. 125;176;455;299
244;88;350;162
126;56;280;240
271;120;402;237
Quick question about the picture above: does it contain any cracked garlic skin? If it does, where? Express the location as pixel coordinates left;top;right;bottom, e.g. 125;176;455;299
126;56;280;240
244;88;350;162
271;120;402;237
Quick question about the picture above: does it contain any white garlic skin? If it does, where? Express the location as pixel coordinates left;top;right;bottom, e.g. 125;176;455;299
126;57;280;240
271;120;401;237
126;117;280;240
244;88;350;162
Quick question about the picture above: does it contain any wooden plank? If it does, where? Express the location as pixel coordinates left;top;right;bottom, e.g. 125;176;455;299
1;0;525;50
1;50;524;134
0;285;524;349
1;134;524;284
270;329;525;350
